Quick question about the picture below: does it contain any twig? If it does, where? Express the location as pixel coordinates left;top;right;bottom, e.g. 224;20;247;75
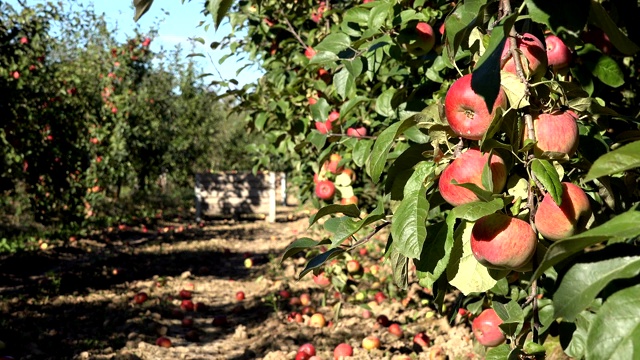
347;221;391;252
525;113;536;144
328;132;377;140
280;12;309;49
500;0;530;95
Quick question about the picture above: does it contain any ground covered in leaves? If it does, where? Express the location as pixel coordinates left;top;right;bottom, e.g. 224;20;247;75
0;208;515;360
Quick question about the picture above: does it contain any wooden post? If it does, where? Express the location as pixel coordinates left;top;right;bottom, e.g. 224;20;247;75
268;171;276;223
280;173;287;206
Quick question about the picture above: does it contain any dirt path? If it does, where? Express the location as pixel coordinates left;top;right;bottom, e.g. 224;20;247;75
0;211;476;360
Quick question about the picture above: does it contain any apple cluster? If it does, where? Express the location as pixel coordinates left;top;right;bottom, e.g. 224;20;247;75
314;153;359;206
439;32;591;273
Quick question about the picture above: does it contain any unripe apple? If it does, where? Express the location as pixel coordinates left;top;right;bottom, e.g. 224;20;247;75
472;308;505;347
315;180;336;200
501;33;548;78
438;148;507;207
471;213;537;270
305;47;316;59
309;313;326;327
534;182;591;241
333;343;353;359
347;127;367;138
444;73;507;140
362;335;381;350
525;110;578;157
340;196;358;206
545;35;572;70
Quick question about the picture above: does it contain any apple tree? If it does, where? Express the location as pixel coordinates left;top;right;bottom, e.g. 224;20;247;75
135;0;640;358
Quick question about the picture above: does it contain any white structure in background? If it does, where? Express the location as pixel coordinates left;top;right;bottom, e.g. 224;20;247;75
195;171;287;223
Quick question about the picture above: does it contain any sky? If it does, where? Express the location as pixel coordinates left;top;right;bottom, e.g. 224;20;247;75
7;0;263;87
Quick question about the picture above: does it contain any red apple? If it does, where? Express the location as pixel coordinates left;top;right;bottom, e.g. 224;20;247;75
182;316;194;328
180;299;195;311
534;182;592;241
288;311;304;323
374;291;386;304
415;22;436;53
315;120;332;134
313;272;332;287
305;47;316;59
438;148;507;207
298;343;317;356
472;308;506;347
582;28;613;54
346;259;361;274
347;127;367;138
376;314;390;327
471;213;537;270
388;323;403;337
362;309;372;319
525;110;579;157
545;35;572;70
133;291;148;304
309;97;318;105
236;291;245;301
179;289;192;299
300;293;312;306
444;73;507;140
315;180;336;200
296;352;311;360
362;335;381;350
359;247;368;256
334;343;353;359
185;329;200;342
155;336;172;348
413;332;431;348
20;36;28;44
309;313;326;327
279;290;291;299
501;33;548;78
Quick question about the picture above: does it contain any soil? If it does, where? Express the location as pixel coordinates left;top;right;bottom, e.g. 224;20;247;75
0;208;479;360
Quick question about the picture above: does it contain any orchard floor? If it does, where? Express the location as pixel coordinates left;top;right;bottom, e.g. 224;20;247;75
0;208;565;360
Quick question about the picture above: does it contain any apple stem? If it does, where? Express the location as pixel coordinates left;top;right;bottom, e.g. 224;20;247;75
280;12;310;50
346;220;390;252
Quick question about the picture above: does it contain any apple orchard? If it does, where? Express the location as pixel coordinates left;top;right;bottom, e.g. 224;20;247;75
2;0;640;358
157;0;640;358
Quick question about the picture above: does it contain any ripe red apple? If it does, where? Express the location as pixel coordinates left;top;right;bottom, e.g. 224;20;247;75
288;311;304;323
309;313;326;327
236;291;245;301
415;22;436;53
472;308;506;347
296;352;311;360
298;343;316;356
388;323;403;337
376;314;391;327
501;33;548;78
308;97;318;105
20;36;28;44
179;289;192;299
534;182;592;241
374;291;386;304
471;213;537;270
155;336;172;348
438;148;507;207
305;47;316;59
180;299;195;311
545;35;572;70
362;309;372;319
182;316;194;328
525;110;578;157
333;343;353;359
185;329;200;342
313;272;331;287
315;180;336;200
279;290;291;299
328;110;340;123
413;332;431;348
133;291;148;304
347;127;367;138
300;293;312;306
315;120;332;134
362;335;381;350
444;73;507;140
346;259;361;274
582;28;613;54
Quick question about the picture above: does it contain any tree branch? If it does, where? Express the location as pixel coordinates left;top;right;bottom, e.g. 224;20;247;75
279;12;308;49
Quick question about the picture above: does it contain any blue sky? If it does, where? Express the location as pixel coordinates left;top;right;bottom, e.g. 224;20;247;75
8;0;263;87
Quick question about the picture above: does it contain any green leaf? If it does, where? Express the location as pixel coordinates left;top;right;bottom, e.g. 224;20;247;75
584;141;640;181
315;33;352;54
309;204;361;227
451;198;505;221
446;220;509;295
352;139;373;167
554;256;640;322
416;221;452;289
309;51;339;65
389;246;409;290
531;210;640;281
366;116;418;183
494;300;525;337
133;0;154;21
586;54;624;88
445;0;487;58
501;71;530;109
339;96;369;120
375;88;396;117
531;159;563;205
451;181;495;202
310;98;331;122
485;344;512;360
333;68;354;100
588;1;640;55
481;155;494;193
344;58;364;78
308;131;326;150
328;205;385;248
525;0;590;37
299;248;345;279
585;284;640;360
368;2;392;29
390;162;435;260
566;310;596;358
206;0;234;30
281;237;331;263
